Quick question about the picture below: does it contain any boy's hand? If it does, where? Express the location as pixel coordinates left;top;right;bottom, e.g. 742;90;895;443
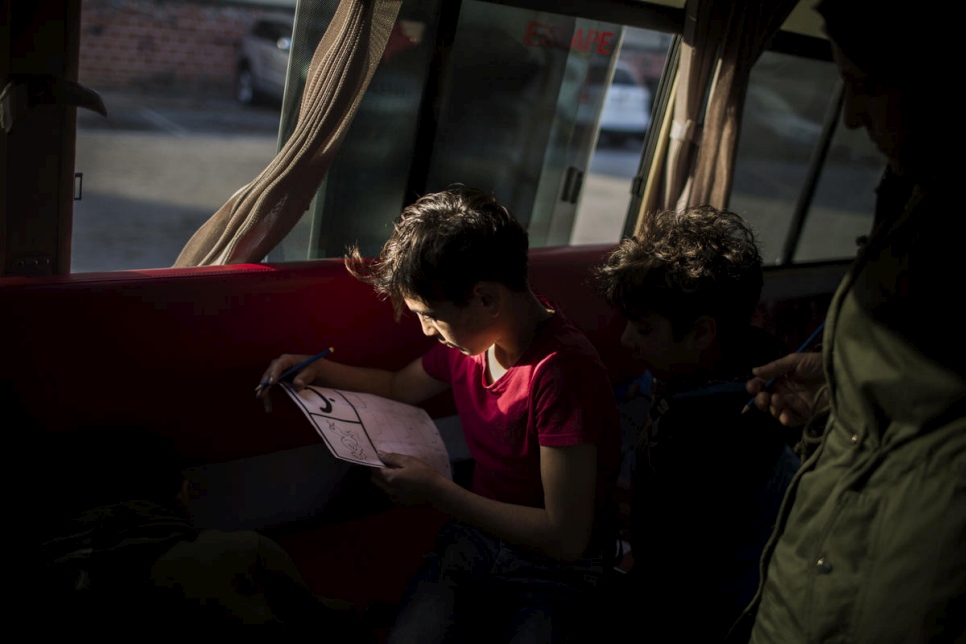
256;353;318;399
371;452;444;506
745;352;826;427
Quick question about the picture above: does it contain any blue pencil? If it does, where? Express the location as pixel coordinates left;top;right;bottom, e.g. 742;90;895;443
256;347;334;392
742;323;825;413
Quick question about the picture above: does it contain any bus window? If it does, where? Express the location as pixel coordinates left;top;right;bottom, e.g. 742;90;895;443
729;47;885;265
729;50;839;263
269;0;442;262
273;0;675;260
70;3;291;273
570;28;672;246
64;0;677;271
792;106;884;262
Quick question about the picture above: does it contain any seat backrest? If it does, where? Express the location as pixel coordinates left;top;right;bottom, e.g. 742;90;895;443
1;245;634;465
1;246;842;465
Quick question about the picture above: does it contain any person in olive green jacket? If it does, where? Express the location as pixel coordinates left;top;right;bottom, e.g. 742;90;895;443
737;1;965;642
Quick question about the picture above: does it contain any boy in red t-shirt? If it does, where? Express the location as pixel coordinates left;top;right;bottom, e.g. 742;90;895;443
259;186;620;642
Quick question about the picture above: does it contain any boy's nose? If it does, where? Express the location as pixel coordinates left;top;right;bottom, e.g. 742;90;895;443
419;317;437;337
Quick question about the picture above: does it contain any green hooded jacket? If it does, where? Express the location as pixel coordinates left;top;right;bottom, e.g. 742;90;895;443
736;174;966;643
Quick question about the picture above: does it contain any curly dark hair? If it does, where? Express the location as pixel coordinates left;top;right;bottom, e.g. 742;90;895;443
595;206;763;339
345;186;529;318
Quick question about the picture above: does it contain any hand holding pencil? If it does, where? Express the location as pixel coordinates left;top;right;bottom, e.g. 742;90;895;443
256;347;334;400
744;351;826;427
743;323;826;426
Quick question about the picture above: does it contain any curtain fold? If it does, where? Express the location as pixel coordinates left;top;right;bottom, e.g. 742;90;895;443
688;0;799;207
658;0;725;212
639;0;799;229
174;0;402;268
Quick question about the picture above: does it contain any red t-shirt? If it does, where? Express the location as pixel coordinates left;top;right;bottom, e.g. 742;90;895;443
421;306;621;526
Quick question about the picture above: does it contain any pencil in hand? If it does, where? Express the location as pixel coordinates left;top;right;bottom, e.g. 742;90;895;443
742;323;824;414
255;347;334;394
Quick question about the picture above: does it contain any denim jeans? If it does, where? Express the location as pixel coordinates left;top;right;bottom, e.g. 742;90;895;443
386;521;607;644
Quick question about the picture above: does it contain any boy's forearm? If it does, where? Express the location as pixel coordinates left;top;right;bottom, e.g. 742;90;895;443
427;478;592;562
311;360;395;399
311;357;445;405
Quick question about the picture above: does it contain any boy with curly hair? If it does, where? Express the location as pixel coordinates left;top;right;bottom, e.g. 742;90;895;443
595;206;800;641
260;186;621;643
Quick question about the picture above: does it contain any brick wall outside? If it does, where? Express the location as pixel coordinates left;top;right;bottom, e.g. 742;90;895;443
79;0;286;95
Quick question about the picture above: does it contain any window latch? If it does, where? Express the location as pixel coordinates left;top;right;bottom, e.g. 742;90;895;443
631;175;645;198
561;166;584;204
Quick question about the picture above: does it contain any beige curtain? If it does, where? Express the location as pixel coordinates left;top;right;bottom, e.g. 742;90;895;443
657;0;726;212
689;0;799;207
174;0;402;267
638;0;799;228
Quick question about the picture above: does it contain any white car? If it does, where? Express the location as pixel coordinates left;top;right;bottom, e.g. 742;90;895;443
236;15;294;105
576;62;653;145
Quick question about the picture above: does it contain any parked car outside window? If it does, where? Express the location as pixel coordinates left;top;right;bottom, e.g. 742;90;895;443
576;62;653;146
236;15;294;106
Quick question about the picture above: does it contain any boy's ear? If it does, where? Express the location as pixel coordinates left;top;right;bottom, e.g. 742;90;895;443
690;315;717;351
473;281;501;314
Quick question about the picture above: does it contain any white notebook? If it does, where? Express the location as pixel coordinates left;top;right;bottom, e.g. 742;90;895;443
280;383;452;480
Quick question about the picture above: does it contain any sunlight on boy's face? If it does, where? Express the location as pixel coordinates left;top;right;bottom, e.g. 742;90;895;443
621;312;699;380
404;297;491;357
